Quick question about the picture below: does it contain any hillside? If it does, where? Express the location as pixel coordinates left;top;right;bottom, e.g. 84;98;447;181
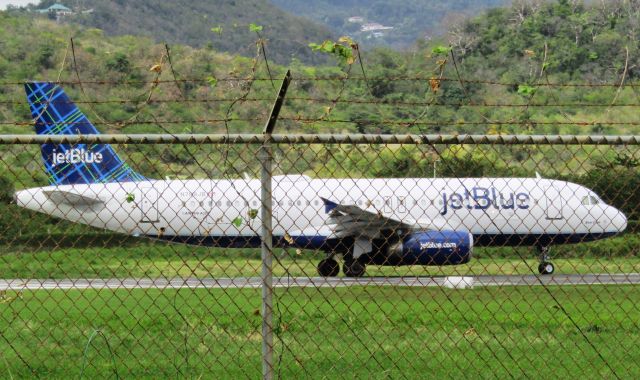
269;0;509;49
436;0;640;135
1;1;640;219
1;1;640;140
22;0;335;65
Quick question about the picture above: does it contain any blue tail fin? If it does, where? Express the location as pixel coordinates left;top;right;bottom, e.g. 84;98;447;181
25;82;145;185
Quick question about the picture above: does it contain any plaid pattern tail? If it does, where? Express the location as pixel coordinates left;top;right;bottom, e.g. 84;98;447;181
25;82;145;185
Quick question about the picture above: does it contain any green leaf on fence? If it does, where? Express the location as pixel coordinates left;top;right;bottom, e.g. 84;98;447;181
309;38;356;65
431;45;451;57
517;84;536;96
249;23;263;33
207;75;218;88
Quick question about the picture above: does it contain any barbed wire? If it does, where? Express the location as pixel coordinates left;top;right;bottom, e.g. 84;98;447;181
277;119;640;126
6;97;640;108
6;119;640;128
5;119;640;128
3;76;640;87
12;96;637;107
2;118;263;127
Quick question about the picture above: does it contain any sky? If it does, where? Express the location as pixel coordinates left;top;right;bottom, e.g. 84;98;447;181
0;0;37;10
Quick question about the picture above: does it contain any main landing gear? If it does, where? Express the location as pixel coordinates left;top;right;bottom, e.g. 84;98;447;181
343;256;366;277
537;246;555;275
317;258;340;277
317;255;366;277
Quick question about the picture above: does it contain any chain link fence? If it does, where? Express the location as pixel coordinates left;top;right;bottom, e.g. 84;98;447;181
1;133;639;378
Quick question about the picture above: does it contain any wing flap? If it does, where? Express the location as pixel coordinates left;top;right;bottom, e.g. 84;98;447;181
320;197;427;239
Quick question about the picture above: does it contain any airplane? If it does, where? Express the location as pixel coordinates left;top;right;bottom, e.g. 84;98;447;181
14;82;628;277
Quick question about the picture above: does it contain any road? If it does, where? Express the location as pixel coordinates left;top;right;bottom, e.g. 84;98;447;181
1;273;639;291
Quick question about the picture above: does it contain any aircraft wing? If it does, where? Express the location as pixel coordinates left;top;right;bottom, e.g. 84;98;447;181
43;189;104;206
321;197;434;239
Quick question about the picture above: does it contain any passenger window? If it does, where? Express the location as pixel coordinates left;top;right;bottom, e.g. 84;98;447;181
581;196;590;206
590;196;599;205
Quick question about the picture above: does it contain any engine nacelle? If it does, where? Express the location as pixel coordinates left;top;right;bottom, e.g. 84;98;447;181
388;230;473;266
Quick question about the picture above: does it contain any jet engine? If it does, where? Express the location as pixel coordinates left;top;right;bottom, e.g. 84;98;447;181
386;230;473;266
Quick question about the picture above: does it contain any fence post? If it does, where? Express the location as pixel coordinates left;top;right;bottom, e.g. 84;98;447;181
260;70;291;380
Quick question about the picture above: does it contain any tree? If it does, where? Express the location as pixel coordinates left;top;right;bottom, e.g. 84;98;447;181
0;175;13;204
106;52;131;73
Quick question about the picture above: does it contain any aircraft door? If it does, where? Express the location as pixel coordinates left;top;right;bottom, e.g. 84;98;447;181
140;185;159;223
398;196;407;213
383;196;393;213
192;183;212;235
205;185;231;229
544;186;563;220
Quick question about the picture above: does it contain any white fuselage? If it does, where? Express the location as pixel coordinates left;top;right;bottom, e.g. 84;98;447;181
15;176;627;248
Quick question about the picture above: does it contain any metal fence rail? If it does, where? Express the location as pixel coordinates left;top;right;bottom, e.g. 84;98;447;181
1;134;639;378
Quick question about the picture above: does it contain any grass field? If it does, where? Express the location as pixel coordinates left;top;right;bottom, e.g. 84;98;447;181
2;241;640;279
1;235;640;378
1;285;639;379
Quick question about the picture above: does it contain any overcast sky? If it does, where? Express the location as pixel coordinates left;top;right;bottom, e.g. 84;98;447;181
0;0;37;10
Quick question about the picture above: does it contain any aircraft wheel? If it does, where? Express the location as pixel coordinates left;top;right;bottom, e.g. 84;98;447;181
538;262;555;275
343;259;366;277
317;258;340;277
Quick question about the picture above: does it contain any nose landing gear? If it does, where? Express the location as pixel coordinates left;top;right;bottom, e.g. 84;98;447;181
537;246;555;275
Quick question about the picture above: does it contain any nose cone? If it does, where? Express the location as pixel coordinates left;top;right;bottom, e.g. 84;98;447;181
611;208;627;233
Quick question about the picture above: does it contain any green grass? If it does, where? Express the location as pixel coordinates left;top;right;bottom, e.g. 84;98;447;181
2;233;639;378
1;286;640;379
2;240;640;279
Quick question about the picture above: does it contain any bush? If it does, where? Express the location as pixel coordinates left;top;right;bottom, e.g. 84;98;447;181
0;175;14;204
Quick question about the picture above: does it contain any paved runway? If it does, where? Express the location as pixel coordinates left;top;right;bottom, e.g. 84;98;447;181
1;273;640;291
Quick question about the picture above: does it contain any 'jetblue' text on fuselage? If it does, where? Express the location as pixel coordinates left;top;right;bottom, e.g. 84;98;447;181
440;186;530;215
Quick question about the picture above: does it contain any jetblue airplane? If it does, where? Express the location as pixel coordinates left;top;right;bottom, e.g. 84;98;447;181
14;82;628;277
